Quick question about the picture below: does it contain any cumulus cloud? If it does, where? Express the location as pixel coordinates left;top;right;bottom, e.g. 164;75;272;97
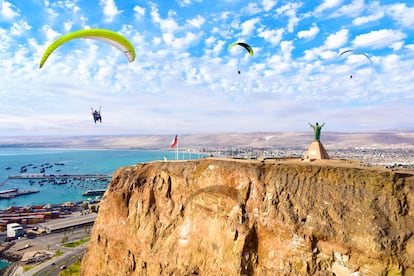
314;0;343;14
352;29;407;49
162;31;197;49
262;0;277;12
324;29;348;49
1;0;19;20
276;2;302;33
243;3;261;15
258;28;284;46
329;0;365;18
353;11;384;26
99;0;122;22
150;4;180;33
297;24;319;40
187;15;205;29
10;20;31;36
133;5;145;20
240;17;260;36
387;3;414;29
177;0;202;7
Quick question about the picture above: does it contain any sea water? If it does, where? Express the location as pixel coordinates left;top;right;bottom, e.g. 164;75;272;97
0;148;203;209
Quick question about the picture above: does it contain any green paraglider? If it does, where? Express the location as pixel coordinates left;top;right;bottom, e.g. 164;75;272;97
39;29;136;68
227;42;253;74
227;42;254;56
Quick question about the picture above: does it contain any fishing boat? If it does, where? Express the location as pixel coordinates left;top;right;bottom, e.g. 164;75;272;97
82;189;106;196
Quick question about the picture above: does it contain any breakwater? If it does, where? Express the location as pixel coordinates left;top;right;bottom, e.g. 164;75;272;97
1;174;112;186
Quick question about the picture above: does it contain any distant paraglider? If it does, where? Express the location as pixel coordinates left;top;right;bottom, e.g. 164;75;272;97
91;107;102;124
39;29;136;68
339;49;372;79
227;42;254;74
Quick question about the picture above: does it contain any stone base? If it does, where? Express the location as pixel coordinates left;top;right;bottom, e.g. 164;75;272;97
304;141;329;160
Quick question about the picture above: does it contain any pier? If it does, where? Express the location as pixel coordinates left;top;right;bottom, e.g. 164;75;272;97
1;174;112;187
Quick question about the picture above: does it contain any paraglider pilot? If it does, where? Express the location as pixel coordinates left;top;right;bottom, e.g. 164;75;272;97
91;107;102;123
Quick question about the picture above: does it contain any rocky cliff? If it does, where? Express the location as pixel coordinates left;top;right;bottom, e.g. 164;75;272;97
81;158;414;275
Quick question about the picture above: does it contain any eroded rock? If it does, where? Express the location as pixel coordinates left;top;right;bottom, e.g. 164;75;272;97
81;158;414;275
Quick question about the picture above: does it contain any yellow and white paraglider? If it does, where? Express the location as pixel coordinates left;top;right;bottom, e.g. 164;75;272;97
227;42;254;74
39;28;136;68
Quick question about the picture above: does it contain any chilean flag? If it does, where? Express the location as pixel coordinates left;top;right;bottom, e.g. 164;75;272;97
170;135;178;148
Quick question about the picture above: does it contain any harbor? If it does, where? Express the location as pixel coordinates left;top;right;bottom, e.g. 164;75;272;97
1;174;112;187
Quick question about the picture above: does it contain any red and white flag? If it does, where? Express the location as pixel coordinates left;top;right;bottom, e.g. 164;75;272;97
170;135;178;148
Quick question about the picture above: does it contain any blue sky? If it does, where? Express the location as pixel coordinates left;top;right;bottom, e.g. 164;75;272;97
0;0;413;136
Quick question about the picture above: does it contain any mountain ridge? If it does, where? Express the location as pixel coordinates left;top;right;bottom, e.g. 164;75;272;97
0;131;413;150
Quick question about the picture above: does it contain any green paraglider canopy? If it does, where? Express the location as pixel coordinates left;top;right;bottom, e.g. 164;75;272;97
39;28;136;68
227;42;254;56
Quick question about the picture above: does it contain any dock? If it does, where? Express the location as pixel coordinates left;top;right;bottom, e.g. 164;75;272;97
8;174;112;180
1;174;112;187
0;189;39;199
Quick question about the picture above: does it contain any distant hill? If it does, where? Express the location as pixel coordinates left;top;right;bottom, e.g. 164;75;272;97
0;131;413;150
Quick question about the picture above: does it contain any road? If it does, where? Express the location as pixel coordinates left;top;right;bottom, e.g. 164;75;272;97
22;243;87;276
6;226;92;276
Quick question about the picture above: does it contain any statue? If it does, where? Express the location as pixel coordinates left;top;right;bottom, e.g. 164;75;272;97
309;122;325;141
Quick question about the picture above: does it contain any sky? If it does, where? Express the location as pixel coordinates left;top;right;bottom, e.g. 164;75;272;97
0;0;413;136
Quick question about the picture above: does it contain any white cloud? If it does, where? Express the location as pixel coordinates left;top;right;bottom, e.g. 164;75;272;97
391;41;404;51
353;11;384;26
314;0;343;14
162;32;197;49
177;0;202;7
297;24;319;40
99;0;122;22
258;28;284;46
10;20;31;36
42;26;61;41
133;5;145;20
352;29;407;49
187;15;205;29
243;3;261;15
324;29;348;49
330;0;365;18
1;0;19;20
276;2;302;33
240;17;260;36
280;40;294;59
150;4;180;33
262;0;277;12
387;3;414;29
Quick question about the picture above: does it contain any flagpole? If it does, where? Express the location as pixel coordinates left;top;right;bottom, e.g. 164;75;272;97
176;141;178;160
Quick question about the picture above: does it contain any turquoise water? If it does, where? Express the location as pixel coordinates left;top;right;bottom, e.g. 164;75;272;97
0;148;204;209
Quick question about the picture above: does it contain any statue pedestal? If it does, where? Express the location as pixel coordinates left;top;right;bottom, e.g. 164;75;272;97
303;141;329;160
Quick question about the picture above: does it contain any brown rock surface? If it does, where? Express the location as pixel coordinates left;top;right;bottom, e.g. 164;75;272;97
81;158;414;275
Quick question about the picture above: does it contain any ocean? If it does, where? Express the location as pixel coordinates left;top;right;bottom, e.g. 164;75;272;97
0;148;204;209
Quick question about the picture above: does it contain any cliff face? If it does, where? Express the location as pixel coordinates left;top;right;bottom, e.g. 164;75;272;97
81;158;414;275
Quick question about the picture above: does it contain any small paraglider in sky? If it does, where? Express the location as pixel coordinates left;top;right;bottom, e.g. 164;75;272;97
227;42;254;74
339;49;372;79
39;29;136;68
91;107;102;124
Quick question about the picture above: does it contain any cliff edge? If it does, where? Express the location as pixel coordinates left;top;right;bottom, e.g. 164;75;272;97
81;158;414;275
